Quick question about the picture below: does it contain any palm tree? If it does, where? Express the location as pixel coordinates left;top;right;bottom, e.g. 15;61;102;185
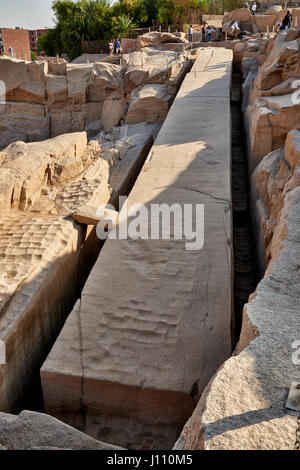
112;15;136;38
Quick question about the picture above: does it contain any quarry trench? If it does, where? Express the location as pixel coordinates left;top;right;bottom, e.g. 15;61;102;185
0;47;260;450
39;48;260;450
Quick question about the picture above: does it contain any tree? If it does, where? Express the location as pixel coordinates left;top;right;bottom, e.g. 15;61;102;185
38;0;246;60
111;15;136;38
38;26;63;56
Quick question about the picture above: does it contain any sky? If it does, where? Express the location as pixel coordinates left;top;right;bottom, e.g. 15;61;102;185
0;0;56;29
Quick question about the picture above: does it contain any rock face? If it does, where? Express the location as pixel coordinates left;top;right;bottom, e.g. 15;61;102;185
41;47;233;450
174;131;300;451
0;41;193;148
174;36;300;451
222;7;294;35
243;32;300;172
137;32;187;49
0;410;122;450
126;84;173;124
0;120;157;413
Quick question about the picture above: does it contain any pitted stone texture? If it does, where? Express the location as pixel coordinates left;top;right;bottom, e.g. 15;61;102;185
55;178;111;213
0;410;123;450
41;48;233;450
174;130;300;450
0;133;88;215
0;215;79;317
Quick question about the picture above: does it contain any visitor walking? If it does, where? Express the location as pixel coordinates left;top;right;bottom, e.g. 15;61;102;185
201;24;206;42
8;46;15;58
115;38;121;55
233;20;239;38
188;25;193;43
251;2;257;15
109;40;114;56
281;11;292;29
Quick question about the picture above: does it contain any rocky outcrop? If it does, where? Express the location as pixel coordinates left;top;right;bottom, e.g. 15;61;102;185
0;120;157;413
174;33;300;451
0;42;193;148
223;7;293;35
243;31;300;172
137;32;187;49
174;129;300;451
126;84;173;124
0;410;123;450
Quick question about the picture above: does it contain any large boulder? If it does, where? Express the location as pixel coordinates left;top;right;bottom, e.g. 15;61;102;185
224;8;251;24
0;57;47;104
265;5;282;14
88;62;123;102
137;31;187;49
0;410;123;450
125;84;173;124
0;132;88;214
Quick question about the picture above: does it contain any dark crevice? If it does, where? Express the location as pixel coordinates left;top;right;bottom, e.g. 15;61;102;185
231;70;259;346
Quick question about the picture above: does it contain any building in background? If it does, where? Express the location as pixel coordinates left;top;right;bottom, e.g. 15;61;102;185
0;28;31;60
29;29;48;55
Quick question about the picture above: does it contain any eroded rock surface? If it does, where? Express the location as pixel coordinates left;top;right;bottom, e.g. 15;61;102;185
0;410;123;450
0;121;157;413
41;47;233;450
174;34;300;451
0;43;193;149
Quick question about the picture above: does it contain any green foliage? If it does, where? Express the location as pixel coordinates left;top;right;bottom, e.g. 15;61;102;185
111;15;136;39
38;26;63;56
31;50;37;60
39;0;245;60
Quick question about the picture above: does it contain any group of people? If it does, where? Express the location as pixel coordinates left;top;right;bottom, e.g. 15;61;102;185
188;24;214;43
202;25;214;42
108;39;122;56
245;2;293;30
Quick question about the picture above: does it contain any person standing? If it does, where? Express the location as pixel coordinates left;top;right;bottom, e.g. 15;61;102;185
8;46;15;58
281;11;292;30
233;20;239;38
201;24;206;42
207;26;213;42
251;2;257;15
115;38;121;55
188;25;193;43
109;40;114;56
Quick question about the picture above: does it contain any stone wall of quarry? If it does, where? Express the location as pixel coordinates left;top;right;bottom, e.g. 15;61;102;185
0;32;194;150
0;33;198;416
175;28;300;450
0;27;299;450
222;7;300;36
